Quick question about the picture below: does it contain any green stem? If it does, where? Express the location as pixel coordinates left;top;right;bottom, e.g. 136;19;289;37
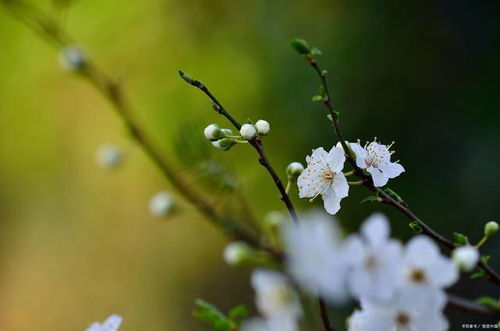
476;235;489;249
348;180;363;186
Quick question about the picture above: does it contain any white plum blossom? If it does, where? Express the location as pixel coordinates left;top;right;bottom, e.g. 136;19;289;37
399;236;458;293
96;144;124;170
149;191;175;218
282;209;349;304
250;270;302;331
343;213;402;303
86;314;122;331
349;140;404;187
452;246;479;272
348;288;448;331
240;123;257;140
297;146;349;215
255;120;271;135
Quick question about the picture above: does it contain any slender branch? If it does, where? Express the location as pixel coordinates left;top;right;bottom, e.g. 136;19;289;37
447;294;500;317
179;72;299;224
318;298;335;331
0;0;277;256
300;53;500;314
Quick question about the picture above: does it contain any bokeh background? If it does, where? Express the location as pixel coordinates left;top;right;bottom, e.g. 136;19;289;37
1;0;500;329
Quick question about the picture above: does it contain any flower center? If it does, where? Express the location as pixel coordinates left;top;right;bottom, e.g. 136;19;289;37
364;254;379;270
395;311;411;326
322;171;334;182
409;268;426;283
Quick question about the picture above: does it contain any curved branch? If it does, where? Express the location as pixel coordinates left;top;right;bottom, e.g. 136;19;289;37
447;294;500;317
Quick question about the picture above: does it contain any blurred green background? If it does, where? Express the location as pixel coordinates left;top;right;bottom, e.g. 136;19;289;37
1;0;499;329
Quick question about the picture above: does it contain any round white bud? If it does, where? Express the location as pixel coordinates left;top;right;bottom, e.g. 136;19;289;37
211;138;236;151
223;241;252;265
59;45;86;71
221;128;234;137
240;124;257;140
255;120;270;136
452;246;479;272
286;162;304;180
149;191;174;218
96;144;124;170
204;124;222;141
485;221;499;237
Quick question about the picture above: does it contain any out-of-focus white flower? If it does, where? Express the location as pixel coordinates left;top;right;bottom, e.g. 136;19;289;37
348;288;448;331
223;241;252;266
96;144;124;170
240;124;257;140
343;213;402;303
251;270;301;331
297;146;348;215
282;209;349;304
349;140;404;187
149;191;174;218
400;236;458;291
255;120;270;136
452;246;479;272
60;45;86;71
86;314;122;331
204;124;223;141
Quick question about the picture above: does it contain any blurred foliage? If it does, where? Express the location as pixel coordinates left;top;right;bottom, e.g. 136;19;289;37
0;0;499;329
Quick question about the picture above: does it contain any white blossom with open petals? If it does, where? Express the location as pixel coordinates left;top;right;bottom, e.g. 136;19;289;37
399;235;458;292
250;270;302;331
297;146;348;215
343;213;402;303
348;288;448;331
349;140;404;187
282;209;349;304
86;314;122;331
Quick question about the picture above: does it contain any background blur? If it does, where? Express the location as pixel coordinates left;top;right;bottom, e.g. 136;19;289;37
1;0;500;330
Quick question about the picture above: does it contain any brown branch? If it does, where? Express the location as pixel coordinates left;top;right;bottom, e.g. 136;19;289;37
318;298;335;331
447;294;500;317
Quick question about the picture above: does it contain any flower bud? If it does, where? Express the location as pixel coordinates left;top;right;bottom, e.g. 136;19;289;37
212;138;236;151
452;246;479;272
221;128;234;137
59;45;86;71
204;124;223;141
255;120;270;136
149;191;174;218
484;221;499;237
223;241;252;266
96;144;124;170
286;162;304;180
240;123;257;140
290;38;311;55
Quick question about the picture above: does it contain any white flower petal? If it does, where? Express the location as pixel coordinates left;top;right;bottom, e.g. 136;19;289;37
332;172;349;198
379;162;405;178
428;257;459;288
350;142;368;169
405;236;439;263
322;186;342;215
327;146;346;173
367;167;389;187
361;213;390;246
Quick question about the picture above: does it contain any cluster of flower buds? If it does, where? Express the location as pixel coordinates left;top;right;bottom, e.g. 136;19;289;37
203;120;270;151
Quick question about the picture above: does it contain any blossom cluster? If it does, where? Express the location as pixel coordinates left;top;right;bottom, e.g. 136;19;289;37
237;211;459;331
297;141;404;215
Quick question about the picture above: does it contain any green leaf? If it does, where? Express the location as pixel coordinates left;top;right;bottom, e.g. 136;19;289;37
193;299;229;328
453;232;469;246
310;46;323;56
409;221;423;234
312;95;323;102
470;269;485;279
290;38;311;55
360;196;381;204
228;304;248;326
481;255;491;265
476;296;500;310
383;188;404;202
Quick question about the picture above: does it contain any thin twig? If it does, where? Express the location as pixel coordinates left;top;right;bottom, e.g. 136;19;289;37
179;72;299;224
447;294;500;317
318;298;335;331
